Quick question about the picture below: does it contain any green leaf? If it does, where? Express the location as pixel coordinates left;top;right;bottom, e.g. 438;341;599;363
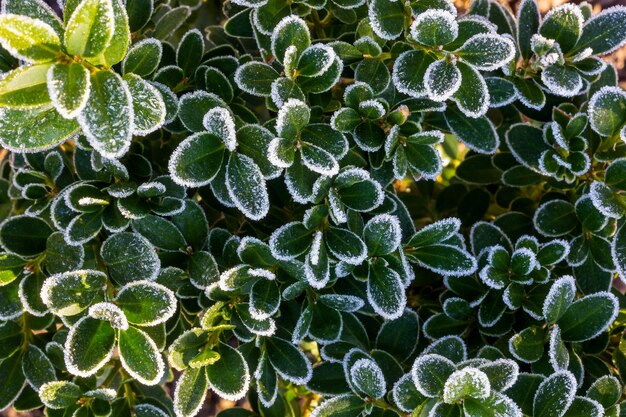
455;34;514;71
122;38;162;77
271;15;310;63
557;292;618;342
368;262;406;320
350;358;386;399
47;63;90;118
0;215;52;257
505;373;545;416
516;0;540;60
533;371;576;417
124;73;166;135
543;276;576;324
226;152;269;221
325;227;367;265
562;397;603;417
77;70;133;158
587;375;621;408
206;343;250;401
177;29;204;76
464;393;520;417
116;280;176;326
0;105;79;152
443;368;490;403
269;222;313;260
410;10;458;46
393;49;436;97
0;14;61;63
445;107;498;154
451;61;489;118
3;0;64;37
533;200;577;237
22;345;55;390
424;59;461;101
513;77;545;110
406;244;477;276
572;5;626;55
589;86;626;137
169;132;225;187
132;215;186;251
153;6;191;40
234;62;280;97
118;325;164;385
266;337;312;385
0;64;51;109
64;0;115;58
174;366;208;417
508;326;545;363
505;123;550;172
539;4;583;53
408;218;460;247
369;0;406;40
41;269;106;316
0;253;25;286
364;214;402;256
411;354;456;397
309;394;366;417
541;65;583;98
99;0;130;67
65;316;116;376
100;232;160;285
39;380;81;409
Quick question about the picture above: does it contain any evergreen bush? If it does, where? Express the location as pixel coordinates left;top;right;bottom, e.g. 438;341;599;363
0;0;625;415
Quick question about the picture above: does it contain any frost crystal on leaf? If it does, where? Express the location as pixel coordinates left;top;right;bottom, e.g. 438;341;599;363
443;367;491;403
203;107;237;152
88;302;129;330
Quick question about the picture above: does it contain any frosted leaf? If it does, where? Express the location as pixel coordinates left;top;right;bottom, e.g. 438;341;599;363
40;269;107;316
282;45;298;78
310;231;323;266
18;274;49;317
443;367;491;403
203;107;237;152
0;14;61;63
411;353;456;397
39;381;81;409
137;181;166;195
424;59;461;102
343;81;372;104
588;86;626;137
47;63;91;119
309;394;365;417
364;214;402;255
173;367;208;417
305;252;330;290
590;181;623;218
328;189;347;224
124;73;166;135
248;268;276;280
367;263;406;320
226;153;269;221
548;325;569;371
135;404;170;417
410;10;459;47
297;44;336;77
408;217;461;247
358;99;386;119
118;326;165;385
88;302;129;330
350;358;386;399
64;316;115;377
576;5;626;55
392;50;429;97
77;70;133;159
451;62;490;118
541;65;583;98
150;81;178;124
478;359;519;392
543;275;576;323
533;371;577;417
276;98;310;138
115;280;177;326
456;34;516;71
319;294;364;312
270;15;310;63
301;143;339;176
84;388;117;400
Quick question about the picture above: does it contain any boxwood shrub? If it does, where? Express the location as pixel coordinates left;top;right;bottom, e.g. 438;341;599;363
0;0;625;415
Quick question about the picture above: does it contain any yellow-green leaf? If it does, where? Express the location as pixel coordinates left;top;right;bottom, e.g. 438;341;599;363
0;14;61;63
0;64;51;108
64;0;115;58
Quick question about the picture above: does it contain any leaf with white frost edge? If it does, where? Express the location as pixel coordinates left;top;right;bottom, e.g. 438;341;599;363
118;325;165;385
424;59;462;102
64;315;116;377
542;275;576;324
350;358;386;399
455;34;516;71
115;280;177;326
443;367;491;403
411;354;456;397
46;63;90;119
203;107;237;152
205;342;250;401
533;371;577;417
367;262;406;320
173;366;208;417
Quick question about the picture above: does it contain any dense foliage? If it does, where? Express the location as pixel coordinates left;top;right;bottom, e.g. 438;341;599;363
0;0;626;415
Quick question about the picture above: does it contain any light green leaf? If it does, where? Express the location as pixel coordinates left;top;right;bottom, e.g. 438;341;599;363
39;380;81;409
174;366;208;417
64;0;115;58
41;269;106;316
0;64;51;109
0;14;61;63
47;63;90;118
